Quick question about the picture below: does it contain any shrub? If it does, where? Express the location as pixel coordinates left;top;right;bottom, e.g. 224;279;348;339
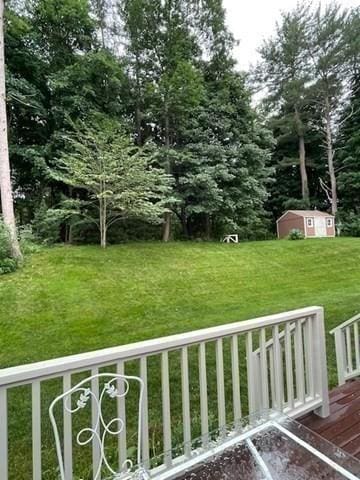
339;213;360;237
0;220;18;274
32;202;63;245
288;228;305;240
19;225;42;254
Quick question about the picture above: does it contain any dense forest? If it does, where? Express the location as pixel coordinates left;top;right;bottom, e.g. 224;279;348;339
1;0;360;254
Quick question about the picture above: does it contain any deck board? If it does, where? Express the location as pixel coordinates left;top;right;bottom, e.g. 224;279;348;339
299;378;360;459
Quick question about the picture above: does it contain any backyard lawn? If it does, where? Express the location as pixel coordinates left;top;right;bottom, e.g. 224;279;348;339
1;237;360;384
1;237;360;479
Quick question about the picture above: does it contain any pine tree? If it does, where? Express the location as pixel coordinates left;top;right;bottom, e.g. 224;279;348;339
256;3;312;204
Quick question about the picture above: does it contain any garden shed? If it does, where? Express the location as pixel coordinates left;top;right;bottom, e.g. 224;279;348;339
277;210;335;239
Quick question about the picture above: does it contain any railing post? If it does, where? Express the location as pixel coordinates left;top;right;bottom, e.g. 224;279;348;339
0;387;8;480
334;330;346;385
313;308;330;418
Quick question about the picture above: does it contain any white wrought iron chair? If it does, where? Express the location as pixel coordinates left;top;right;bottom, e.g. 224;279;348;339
49;373;149;480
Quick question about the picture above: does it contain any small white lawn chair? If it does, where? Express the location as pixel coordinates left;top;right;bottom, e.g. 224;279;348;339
222;234;239;243
49;373;149;480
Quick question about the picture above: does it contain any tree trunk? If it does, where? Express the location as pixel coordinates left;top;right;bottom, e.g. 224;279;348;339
298;135;309;203
180;206;188;238
205;214;211;240
99;196;107;248
100;227;107;248
162;105;171;242
294;108;309;203
325;97;338;215
0;0;22;260
134;55;142;146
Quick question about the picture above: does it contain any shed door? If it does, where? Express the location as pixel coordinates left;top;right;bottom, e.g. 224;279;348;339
314;217;327;237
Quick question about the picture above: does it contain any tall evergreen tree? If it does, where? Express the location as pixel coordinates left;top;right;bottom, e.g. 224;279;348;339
257;3;312;205
308;3;348;215
337;7;360;224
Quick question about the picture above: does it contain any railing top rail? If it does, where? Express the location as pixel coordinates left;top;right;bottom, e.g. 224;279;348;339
329;313;360;334
0;306;322;388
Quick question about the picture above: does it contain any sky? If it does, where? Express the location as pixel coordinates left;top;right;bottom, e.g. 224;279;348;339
223;0;360;71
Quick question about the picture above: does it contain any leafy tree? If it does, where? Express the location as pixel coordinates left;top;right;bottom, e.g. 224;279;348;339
120;0;273;240
5;3;48;197
53;116;172;247
175;69;273;239
29;0;96;69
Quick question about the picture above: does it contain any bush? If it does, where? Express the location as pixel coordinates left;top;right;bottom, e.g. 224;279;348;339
288;228;305;240
0;220;18;274
32;203;63;245
338;212;360;237
19;225;42;254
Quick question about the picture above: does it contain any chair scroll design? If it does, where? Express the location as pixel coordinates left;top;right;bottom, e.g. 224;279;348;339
49;373;147;480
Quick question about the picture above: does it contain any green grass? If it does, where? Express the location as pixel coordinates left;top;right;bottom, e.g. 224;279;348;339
1;238;360;479
1;238;360;372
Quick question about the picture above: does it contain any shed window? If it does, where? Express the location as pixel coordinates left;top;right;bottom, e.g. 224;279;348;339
327;218;333;227
307;218;314;227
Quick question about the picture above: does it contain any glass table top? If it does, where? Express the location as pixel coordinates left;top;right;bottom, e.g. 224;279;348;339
145;411;360;480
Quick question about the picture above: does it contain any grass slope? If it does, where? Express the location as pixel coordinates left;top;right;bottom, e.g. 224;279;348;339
1;238;360;479
1;238;360;383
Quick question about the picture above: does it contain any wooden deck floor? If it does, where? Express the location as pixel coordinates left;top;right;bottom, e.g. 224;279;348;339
300;378;360;459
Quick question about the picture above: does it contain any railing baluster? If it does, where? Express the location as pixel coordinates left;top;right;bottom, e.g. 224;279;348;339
304;317;315;398
216;339;226;434
284;323;294;409
334;329;347;385
139;357;150;468
181;347;191;457
354;322;360;372
346;327;353;374
294;320;305;403
259;328;269;410
161;352;172;467
230;335;241;426
91;368;101;480
116;361;127;470
198;342;209;447
268;346;275;408
63;373;73;480
246;332;256;414
32;380;41;480
0;387;8;480
273;325;283;410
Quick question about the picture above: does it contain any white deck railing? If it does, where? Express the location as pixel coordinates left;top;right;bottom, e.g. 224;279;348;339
0;306;329;479
330;313;360;385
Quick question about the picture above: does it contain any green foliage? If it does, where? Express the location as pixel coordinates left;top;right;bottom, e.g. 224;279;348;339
18;225;42;254
0;220;18;274
337;73;360;213
258;2;360;226
339;212;360;237
52;116;172;246
30;0;96;68
5;0;360;241
32;199;80;244
288;228;305;240
283;198;313;211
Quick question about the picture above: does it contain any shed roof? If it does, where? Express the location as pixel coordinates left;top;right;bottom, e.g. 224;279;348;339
277;210;334;222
